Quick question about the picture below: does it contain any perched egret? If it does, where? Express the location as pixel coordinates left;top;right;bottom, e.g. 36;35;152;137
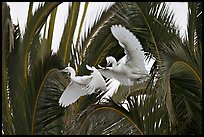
58;65;106;107
99;25;149;85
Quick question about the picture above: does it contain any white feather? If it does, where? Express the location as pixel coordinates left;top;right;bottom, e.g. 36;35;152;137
102;79;121;99
111;25;148;75
99;68;133;86
59;66;106;107
99;25;149;85
58;82;86;107
85;66;107;95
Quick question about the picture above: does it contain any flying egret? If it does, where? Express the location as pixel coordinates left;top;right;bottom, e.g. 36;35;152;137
58;65;106;107
99;25;149;85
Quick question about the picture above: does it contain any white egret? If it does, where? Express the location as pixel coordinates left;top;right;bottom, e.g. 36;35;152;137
58;65;106;107
99;25;149;85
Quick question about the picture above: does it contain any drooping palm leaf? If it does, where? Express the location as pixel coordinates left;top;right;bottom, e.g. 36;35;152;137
57;2;80;66
20;2;61;79
77;104;143;135
187;2;202;51
6;24;22;135
77;3;116;72
126;95;168;135
108;2;179;61
47;6;58;52
161;35;202;134
3;4;67;132
5;4;62;120
26;2;33;26
2;2;14;135
75;2;89;54
31;68;66;134
3;2;201;135
27;53;65;134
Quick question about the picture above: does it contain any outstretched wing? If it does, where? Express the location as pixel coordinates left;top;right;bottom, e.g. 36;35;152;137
85;66;107;95
111;25;146;71
102;78;121;99
58;81;86;107
99;68;134;86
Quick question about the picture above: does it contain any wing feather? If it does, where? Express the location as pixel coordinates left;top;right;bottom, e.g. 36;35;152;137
111;25;147;72
99;68;133;86
85;66;106;95
58;82;86;107
102;79;121;99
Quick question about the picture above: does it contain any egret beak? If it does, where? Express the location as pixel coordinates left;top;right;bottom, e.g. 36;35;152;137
60;67;68;72
106;61;111;67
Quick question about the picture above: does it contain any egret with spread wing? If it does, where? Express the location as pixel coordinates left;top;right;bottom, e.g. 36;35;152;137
99;25;149;85
58;65;106;107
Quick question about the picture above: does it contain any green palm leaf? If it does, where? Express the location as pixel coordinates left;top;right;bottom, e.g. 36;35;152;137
187;2;202;50
109;2;179;61
126;95;168;135
161;36;202;134
31;69;66;134
20;2;61;79
3;2;201;135
77;3;116;71
47;6;58;51
57;2;80;66
27;53;64;134
78;104;143;135
2;2;14;134
26;2;33;26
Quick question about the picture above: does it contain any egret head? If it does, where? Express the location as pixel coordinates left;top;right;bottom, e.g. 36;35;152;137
106;56;116;66
61;67;75;74
61;67;76;78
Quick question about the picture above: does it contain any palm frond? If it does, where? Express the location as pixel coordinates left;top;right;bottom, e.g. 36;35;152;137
75;2;89;54
57;2;80;66
77;103;143;135
20;2;61;79
76;3;116;72
187;2;202;50
47;6;58;51
28;53;64;134
161;34;202;134
31;68;66;134
186;2;202;77
2;2;14;135
109;2;179;63
26;2;33;26
3;2;201;135
126;78;169;135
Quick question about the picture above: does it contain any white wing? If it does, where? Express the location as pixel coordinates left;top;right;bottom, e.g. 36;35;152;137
58;81;86;107
99;68;134;86
85;66;107;95
74;75;92;85
102;79;121;99
111;25;147;72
